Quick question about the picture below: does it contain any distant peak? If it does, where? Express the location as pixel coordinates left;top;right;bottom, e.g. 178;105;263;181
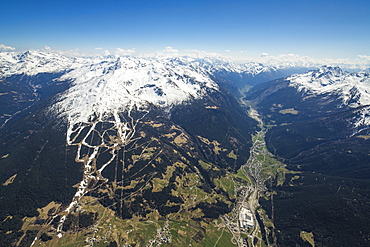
18;50;32;60
286;66;349;88
313;65;345;77
287;65;370;114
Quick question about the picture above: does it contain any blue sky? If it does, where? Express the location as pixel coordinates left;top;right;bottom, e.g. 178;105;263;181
1;0;370;61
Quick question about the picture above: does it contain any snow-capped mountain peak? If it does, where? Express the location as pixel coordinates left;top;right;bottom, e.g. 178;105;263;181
0;50;87;77
189;57;278;75
287;66;370;127
287;66;370;105
1;50;282;125
288;66;349;88
53;56;218;125
311;66;347;82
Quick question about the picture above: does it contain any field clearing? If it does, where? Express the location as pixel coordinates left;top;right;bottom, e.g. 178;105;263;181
300;231;315;246
279;108;299;115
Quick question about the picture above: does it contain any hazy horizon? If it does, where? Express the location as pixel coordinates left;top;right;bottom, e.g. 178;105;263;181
1;0;369;67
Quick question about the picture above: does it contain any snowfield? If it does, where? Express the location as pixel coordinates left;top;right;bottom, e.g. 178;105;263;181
287;66;370;127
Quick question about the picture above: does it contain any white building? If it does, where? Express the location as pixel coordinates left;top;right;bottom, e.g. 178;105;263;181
239;207;254;229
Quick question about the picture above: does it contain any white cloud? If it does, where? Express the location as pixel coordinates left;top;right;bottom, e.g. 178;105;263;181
256;53;370;70
184;49;224;59
164;46;178;53
43;46;51;51
55;49;84;57
225;50;230;52
0;44;16;51
92;48;111;56
115;48;136;56
258;53;318;68
358;55;370;60
39;47;85;57
149;46;181;58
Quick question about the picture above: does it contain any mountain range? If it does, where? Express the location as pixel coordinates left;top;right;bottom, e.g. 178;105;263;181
1;51;369;246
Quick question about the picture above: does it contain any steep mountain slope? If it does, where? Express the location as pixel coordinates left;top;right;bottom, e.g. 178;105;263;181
247;66;370;163
246;66;370;246
0;51;86;128
0;52;255;246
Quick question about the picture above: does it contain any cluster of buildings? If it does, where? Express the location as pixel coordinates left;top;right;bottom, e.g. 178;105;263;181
239;206;254;229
